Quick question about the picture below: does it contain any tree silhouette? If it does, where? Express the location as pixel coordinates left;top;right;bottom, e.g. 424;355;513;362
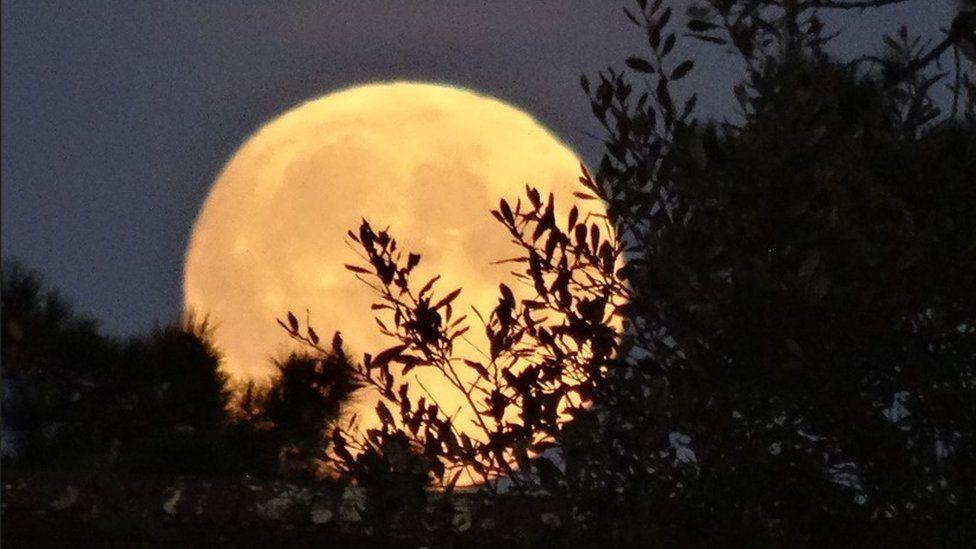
278;0;975;544
260;348;363;478
1;261;117;466
111;316;237;474
568;0;976;544
117;317;228;431
206;342;365;480
1;256;365;479
1;261;245;474
281;195;629;492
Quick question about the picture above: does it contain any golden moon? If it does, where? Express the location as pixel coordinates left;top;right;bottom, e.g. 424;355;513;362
184;82;598;442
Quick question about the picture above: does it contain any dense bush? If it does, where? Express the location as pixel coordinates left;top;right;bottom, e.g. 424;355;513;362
2;262;119;466
279;0;976;545
1;263;360;479
568;1;976;545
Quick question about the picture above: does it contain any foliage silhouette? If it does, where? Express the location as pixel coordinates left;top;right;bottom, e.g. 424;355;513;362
253;348;363;479
2;261;117;466
567;0;975;545
276;0;976;545
281;191;630;492
111;316;237;474
1;258;364;480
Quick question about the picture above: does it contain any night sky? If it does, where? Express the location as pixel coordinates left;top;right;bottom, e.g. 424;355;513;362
1;1;952;335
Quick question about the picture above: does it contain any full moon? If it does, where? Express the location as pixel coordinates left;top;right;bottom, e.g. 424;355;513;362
184;82;599;442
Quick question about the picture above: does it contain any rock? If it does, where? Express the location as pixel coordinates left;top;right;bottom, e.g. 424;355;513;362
255;496;291;520
452;500;472;532
338;487;365;523
541;512;561;528
50;486;79;510
163;488;182;515
310;507;333;524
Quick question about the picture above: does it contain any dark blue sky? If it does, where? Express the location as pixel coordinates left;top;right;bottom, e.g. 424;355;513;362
1;1;952;335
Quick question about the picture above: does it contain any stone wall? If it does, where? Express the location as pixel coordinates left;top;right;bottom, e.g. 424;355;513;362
1;471;564;547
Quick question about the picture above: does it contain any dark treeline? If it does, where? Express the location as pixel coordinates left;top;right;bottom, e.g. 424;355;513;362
0;261;356;481
3;1;976;547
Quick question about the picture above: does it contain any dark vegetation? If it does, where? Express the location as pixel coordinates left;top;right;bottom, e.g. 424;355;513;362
3;1;976;546
0;261;347;479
